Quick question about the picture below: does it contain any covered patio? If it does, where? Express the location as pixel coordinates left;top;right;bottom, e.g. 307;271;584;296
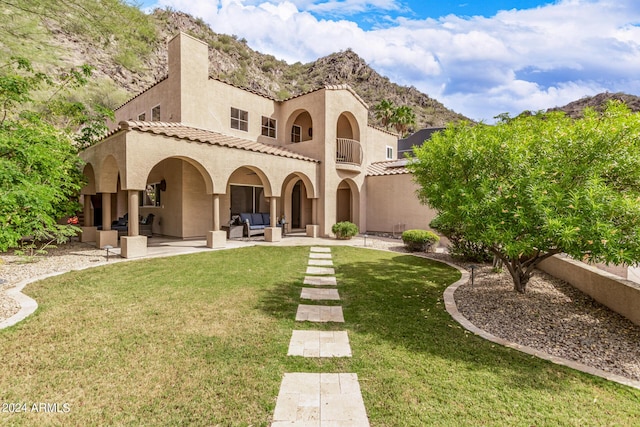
79;121;320;258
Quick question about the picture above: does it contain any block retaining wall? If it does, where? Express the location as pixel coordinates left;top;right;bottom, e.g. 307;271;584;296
538;255;640;327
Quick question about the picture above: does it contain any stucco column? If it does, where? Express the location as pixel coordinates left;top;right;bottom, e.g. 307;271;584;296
96;192;117;249
79;194;97;243
121;190;147;259
270;197;277;227
306;198;320;238
102;192;112;231
206;193;226;249
312;198;318;225
83;195;92;227
212;194;221;231
128;190;139;236
265;197;282;242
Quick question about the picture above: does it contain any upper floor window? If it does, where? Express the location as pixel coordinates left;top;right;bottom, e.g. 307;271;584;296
261;116;276;138
386;146;394;160
291;125;302;143
231;107;248;131
138;112;146;121
151;105;161;121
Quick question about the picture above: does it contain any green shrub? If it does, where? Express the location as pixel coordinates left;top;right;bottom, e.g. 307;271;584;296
332;221;359;240
401;229;439;252
429;216;492;262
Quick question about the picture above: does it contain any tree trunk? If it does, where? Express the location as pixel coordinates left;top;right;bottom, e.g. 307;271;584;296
490;248;560;293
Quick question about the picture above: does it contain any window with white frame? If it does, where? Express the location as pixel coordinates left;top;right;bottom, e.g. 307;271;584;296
261;116;276;138
386;146;394;160
231;107;248;131
138;112;146;121
291;124;302;143
151;105;161;121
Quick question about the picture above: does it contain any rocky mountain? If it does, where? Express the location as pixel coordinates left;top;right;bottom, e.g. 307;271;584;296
1;4;467;130
548;92;640;118
139;9;469;128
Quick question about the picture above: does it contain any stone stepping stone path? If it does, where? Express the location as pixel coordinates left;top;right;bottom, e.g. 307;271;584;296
271;373;369;426
303;276;337;286
306;266;335;275
295;304;344;323
300;287;340;301
309;253;332;259
272;246;370;426
308;259;334;266
287;330;352;357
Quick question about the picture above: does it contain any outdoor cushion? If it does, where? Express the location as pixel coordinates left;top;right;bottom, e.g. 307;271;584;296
262;213;271;226
251;213;264;226
240;213;252;224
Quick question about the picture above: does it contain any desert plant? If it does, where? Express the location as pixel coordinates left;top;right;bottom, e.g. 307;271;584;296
332;221;359;240
401;229;439;252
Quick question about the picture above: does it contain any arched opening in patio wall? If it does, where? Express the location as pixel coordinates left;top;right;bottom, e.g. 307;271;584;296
223;166;274;224
80;163;96;227
282;173;316;232
336;112;362;166
286;110;314;144
139;157;215;239
336;178;360;227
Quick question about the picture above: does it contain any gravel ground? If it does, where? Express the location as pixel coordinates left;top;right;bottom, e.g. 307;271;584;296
450;259;640;382
0;241;124;321
1;238;639;383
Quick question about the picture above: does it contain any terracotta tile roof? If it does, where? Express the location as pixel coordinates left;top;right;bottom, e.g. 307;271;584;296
367;159;415;176
119;121;320;163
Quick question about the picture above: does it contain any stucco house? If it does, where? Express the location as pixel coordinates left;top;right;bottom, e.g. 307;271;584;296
78;32;438;257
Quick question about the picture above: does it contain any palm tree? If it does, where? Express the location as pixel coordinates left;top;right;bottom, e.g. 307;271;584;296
374;99;395;130
391;105;416;136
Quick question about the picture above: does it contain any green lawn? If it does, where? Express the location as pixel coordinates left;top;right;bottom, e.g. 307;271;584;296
0;246;638;426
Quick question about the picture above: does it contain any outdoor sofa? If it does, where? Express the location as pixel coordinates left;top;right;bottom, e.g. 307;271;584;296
239;212;283;237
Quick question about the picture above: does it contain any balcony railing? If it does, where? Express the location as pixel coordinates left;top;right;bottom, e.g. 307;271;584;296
336;138;363;166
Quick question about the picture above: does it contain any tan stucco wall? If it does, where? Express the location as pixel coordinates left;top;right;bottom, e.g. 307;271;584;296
87;32;409;240
366;173;438;234
539;255;640;326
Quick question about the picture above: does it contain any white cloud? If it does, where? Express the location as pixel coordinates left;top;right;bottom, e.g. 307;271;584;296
151;0;640;122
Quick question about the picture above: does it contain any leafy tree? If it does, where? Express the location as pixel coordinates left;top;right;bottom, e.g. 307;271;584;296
0;57;108;252
408;102;640;292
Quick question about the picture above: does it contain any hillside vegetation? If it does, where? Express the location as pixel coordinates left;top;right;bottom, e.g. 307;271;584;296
2;2;638;130
0;2;467;129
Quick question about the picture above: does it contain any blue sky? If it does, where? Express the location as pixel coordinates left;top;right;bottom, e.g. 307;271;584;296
137;1;640;122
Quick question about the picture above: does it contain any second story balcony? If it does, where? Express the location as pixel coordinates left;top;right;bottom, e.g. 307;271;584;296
336;138;363;170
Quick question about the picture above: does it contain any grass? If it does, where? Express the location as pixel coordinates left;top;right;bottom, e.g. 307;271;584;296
0;246;638;426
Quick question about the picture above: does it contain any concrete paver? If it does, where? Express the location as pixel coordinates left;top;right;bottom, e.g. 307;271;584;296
308;259;334;266
301;288;340;301
288;330;352;357
295;305;344;323
310;247;332;253
309;253;332;259
306;267;336;275
272;373;369;426
303;276;338;286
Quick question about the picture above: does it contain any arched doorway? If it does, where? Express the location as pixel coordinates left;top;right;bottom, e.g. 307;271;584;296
336;180;353;223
